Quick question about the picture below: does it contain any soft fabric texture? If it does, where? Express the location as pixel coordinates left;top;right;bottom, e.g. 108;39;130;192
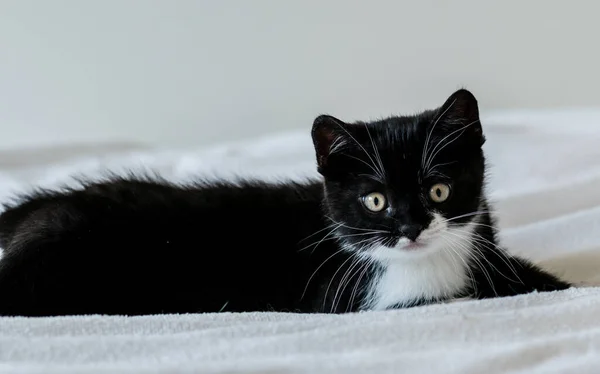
1;108;600;373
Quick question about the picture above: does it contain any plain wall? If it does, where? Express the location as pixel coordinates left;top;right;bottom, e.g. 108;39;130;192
1;0;599;150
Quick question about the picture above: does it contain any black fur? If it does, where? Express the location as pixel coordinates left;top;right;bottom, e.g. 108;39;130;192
0;89;570;316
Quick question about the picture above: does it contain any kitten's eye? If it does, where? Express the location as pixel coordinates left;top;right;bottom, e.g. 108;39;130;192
429;183;451;203
362;192;387;212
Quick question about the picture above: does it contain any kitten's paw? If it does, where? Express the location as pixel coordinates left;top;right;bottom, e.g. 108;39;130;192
523;278;571;293
475;257;572;299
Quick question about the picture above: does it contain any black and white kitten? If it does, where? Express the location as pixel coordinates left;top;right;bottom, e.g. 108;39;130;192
0;89;570;316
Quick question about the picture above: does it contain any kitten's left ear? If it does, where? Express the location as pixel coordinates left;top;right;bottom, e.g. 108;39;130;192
311;114;349;169
434;89;485;146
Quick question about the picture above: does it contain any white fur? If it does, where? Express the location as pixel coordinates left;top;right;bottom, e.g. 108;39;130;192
361;213;476;311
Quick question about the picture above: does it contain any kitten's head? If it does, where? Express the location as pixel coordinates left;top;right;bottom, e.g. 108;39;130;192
311;89;486;260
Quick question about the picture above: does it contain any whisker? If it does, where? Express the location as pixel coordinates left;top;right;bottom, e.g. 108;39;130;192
472;238;524;283
348;236;383;251
443;211;490;223
358;173;385;183
424;161;457;181
325;216;392;233
339;226;390;234
425;125;466;172
334;238;381;311
322;254;357;312
334;122;385;180
442;231;498;297
424;171;449;179
424;119;480;172
364;123;386;181
300;248;346;300
449;227;524;283
445;229;518;289
297;224;343;252
334;237;381;313
451;221;502;233
440;235;478;297
298;222;341;244
329;136;347;155
331;255;365;313
218;301;229;312
427;161;457;173
469;244;519;286
347;254;375;312
298;231;387;253
424;119;474;171
422;98;457;169
343;154;384;181
337;230;390;237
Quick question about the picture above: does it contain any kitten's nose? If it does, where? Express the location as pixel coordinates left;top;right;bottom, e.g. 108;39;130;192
400;224;423;242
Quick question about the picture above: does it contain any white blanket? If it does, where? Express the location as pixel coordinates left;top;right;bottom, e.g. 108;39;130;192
1;109;600;373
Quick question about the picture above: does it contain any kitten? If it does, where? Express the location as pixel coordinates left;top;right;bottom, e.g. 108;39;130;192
0;89;570;316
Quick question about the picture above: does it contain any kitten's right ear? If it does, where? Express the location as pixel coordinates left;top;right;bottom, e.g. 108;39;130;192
432;88;485;147
311;114;348;168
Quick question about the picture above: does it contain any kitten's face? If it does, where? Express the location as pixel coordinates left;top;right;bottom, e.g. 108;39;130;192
312;89;486;259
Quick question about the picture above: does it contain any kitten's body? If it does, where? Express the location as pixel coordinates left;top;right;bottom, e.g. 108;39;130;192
0;90;570;316
0;179;350;315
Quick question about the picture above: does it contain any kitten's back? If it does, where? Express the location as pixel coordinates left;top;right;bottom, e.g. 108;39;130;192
0;176;333;315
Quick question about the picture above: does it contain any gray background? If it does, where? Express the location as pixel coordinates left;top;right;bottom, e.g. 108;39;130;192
1;0;598;150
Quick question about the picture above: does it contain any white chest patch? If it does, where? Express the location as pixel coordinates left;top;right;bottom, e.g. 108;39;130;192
362;218;476;311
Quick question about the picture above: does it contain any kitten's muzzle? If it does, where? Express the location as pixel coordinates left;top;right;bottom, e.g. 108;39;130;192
399;224;423;242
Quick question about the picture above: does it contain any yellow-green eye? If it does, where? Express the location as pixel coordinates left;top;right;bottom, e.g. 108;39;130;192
362;192;386;212
429;183;451;203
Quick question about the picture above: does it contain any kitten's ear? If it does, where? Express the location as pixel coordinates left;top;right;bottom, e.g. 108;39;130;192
311;114;349;168
435;89;485;146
